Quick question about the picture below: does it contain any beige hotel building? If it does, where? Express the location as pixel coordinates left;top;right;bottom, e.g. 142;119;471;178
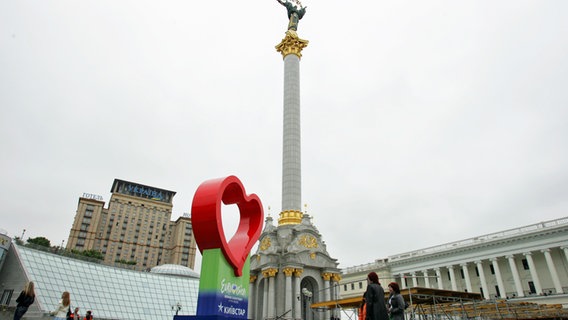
66;179;197;271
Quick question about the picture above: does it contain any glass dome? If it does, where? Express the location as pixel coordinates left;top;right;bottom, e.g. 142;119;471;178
150;264;200;278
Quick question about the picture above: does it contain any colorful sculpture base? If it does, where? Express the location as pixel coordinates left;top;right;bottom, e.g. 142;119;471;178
199;248;250;318
174;248;251;320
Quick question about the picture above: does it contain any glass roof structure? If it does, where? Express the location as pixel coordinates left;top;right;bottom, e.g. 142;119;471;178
7;244;199;320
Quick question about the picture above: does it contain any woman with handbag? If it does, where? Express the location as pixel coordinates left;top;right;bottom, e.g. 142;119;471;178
50;291;71;320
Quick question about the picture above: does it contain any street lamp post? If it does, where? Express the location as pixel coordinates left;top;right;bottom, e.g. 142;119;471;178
172;302;182;316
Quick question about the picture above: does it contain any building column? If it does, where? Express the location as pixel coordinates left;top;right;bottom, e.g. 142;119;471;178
332;273;342;320
490;257;506;299
475;260;489;299
461;263;472;292
448;265;458;291
322;273;332;320
542;249;564;294
562;246;568;266
523;252;543;295
411;272;418;287
276;34;308;213
294;268;303;320
249;275;257;319
434;268;443;289
263;268;278;319
400;274;407;289
263;278;269;320
422;270;430;288
507;255;524;297
283;268;295;319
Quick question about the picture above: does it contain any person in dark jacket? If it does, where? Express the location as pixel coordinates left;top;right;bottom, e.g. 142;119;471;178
363;272;389;320
387;282;406;320
13;281;35;320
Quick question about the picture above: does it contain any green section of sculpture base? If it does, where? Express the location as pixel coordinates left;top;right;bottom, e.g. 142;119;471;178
199;248;250;292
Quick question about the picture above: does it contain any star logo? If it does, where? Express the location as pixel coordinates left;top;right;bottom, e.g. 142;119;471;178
218;303;224;312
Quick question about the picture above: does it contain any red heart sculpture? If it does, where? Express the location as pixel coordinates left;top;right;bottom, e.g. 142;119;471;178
191;175;264;277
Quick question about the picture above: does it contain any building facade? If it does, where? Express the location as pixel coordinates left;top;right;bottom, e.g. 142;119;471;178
340;217;568;306
66;179;197;271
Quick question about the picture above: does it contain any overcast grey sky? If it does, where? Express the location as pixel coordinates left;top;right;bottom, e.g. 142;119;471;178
1;0;567;272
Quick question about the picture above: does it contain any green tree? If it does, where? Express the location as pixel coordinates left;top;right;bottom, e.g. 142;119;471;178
71;249;105;260
27;236;51;247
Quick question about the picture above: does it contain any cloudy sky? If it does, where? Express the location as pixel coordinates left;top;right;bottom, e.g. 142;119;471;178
1;0;567;272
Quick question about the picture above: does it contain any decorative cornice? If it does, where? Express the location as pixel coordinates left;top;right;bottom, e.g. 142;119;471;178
387;218;568;265
298;234;318;248
260;237;272;251
275;30;309;59
321;272;332;281
262;268;278;278
278;210;303;225
283;267;295;277
331;273;342;282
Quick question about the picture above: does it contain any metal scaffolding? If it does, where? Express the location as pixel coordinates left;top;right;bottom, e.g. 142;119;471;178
310;287;568;320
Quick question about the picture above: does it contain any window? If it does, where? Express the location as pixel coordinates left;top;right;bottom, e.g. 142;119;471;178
351;283;354;290
522;259;530;270
528;281;536;294
495;285;501;298
490;264;495;275
0;289;14;305
359;282;363;289
475;267;479;277
460;269;465;279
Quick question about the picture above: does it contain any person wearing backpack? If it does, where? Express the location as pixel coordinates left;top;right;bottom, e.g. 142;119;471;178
50;291;71;320
13;281;35;320
387;282;406;320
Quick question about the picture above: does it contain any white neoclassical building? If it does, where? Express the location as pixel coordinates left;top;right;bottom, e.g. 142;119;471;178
340;217;568;305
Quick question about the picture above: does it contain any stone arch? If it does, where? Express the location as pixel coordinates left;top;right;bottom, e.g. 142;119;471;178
300;275;319;320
